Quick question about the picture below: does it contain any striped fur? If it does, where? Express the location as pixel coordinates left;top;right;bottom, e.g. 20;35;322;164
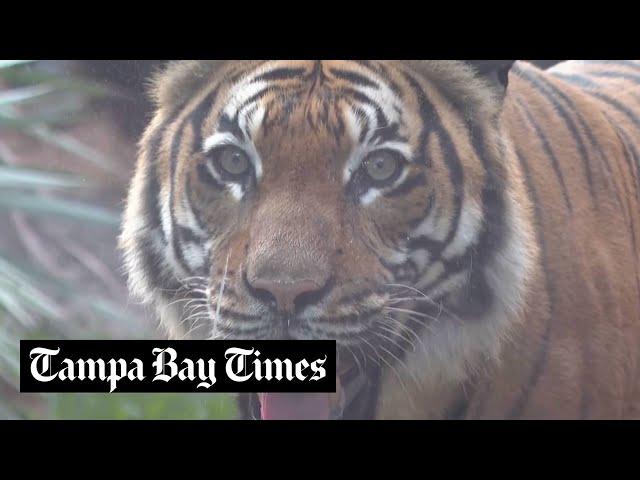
120;60;640;419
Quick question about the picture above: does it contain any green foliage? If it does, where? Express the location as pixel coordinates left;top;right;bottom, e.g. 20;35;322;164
0;60;237;420
46;393;237;420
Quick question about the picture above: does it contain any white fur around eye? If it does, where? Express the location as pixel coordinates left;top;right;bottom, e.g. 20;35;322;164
360;188;382;206
203;132;240;153
227;183;244;201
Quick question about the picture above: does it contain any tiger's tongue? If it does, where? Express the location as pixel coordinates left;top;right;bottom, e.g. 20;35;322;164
258;392;332;420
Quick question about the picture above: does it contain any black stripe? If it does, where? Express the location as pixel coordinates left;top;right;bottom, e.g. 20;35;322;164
293;276;336;315
370;123;404;144
191;87;220;151
375;62;403;97
384;173;427;198
312;308;383;326
339;87;377;109
137;236;180;295
137;119;178;292
176;225;203;245
552;72;600;89
137;88;218;295
433;134;464;245
332;107;346;139
588;91;640;133
418;250;471;298
329;67;379;89
216;308;261;322
342;362;382;420
196;163;224;190
408;192;435;229
349;60;404;102
601;114;640;301
235;86;285;122
399;70;480;309
305;106;316;130
336;288;387;306
586;71;640;86
214;322;265;337
401;258;420;283
217;113;245;142
351;60;377;73
606;116;640;202
554;73;640;132
514;97;573;212
458;124;507;318
583;60;640;73
342;89;391;138
534;74;610;182
405;121;506;322
407;236;445;256
227;61;268;84
374;105;389;131
144;119;173;242
184;175;208;232
514;65;597;205
402;71;465;247
252;67;307;83
378;254;408;273
580;109;635;256
167;86;221;276
529;73;622;215
371;220;397;251
242;104;260;140
344;94;391;143
349;102;371;144
320;99;330;125
168;121;194;276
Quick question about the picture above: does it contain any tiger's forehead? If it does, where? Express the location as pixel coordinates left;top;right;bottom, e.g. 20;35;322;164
225;60;396;89
206;60;414;154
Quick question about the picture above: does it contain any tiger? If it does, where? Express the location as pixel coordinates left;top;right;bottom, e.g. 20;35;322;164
119;60;640;419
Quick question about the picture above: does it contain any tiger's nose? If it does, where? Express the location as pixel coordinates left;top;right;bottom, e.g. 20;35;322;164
249;278;324;314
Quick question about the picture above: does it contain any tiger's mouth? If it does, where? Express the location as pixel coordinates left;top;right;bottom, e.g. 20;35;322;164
245;358;380;420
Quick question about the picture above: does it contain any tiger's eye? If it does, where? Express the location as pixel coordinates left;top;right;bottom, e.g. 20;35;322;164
218;146;250;176
364;150;400;182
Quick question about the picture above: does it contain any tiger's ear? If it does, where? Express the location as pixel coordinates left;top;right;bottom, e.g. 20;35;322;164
464;60;516;94
150;60;226;111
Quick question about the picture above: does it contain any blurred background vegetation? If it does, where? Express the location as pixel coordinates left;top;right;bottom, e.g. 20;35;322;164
0;60;236;419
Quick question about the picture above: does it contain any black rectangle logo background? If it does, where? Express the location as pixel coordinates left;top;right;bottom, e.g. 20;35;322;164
21;340;336;393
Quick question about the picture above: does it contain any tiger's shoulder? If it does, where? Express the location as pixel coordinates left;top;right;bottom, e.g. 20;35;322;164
470;60;640;419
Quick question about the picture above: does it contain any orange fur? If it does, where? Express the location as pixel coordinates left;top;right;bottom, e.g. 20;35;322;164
120;61;640;419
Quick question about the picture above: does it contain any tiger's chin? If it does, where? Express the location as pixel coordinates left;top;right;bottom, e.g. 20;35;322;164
157;304;387;420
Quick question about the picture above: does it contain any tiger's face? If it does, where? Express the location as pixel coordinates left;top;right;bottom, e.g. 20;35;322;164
184;61;439;343
121;60;532;417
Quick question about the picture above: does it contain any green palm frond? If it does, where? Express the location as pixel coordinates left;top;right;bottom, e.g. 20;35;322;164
0;60;236;420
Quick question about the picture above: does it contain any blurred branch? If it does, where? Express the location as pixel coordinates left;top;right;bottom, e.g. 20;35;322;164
0;164;91;189
0;192;121;226
0;107;127;178
0;60;35;69
0;84;55;106
57;236;127;298
11;213;75;280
